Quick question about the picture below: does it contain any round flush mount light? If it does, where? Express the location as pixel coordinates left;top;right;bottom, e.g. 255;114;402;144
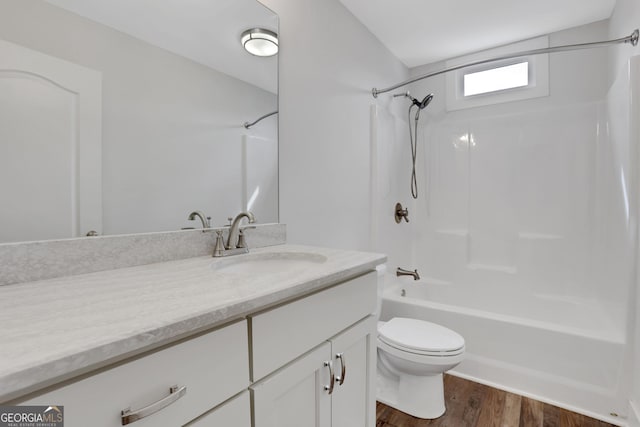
241;28;278;57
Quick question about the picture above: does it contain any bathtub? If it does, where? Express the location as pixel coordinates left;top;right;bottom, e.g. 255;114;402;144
380;275;627;425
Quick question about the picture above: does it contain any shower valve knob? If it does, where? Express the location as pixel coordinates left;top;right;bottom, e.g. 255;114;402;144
395;203;409;223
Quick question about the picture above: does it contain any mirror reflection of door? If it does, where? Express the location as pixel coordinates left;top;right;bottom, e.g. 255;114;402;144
0;0;278;243
0;39;102;243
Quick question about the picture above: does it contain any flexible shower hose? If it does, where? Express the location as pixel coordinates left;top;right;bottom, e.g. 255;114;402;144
408;104;420;199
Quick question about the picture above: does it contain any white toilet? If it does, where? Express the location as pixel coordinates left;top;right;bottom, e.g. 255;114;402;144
376;270;465;419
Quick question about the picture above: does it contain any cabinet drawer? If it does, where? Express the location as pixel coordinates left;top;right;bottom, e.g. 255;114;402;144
251;272;376;380
186;391;251;427
21;320;249;427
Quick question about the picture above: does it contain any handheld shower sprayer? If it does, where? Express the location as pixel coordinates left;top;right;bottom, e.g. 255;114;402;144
392;91;435;199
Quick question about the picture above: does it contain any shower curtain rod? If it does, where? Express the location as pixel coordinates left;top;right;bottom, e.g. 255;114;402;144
243;110;278;129
372;29;639;98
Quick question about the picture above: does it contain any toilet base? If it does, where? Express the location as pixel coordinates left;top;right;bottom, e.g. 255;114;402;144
377;370;446;419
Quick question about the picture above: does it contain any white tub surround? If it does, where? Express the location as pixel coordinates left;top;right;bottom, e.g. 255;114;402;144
0;223;285;286
0;244;385;403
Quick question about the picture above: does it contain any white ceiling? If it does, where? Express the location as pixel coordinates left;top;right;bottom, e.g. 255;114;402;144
45;0;278;93
339;0;617;68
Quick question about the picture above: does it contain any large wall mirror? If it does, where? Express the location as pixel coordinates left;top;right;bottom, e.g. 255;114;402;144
0;0;278;244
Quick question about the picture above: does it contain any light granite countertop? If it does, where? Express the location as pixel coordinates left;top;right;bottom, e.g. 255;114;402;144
0;244;385;402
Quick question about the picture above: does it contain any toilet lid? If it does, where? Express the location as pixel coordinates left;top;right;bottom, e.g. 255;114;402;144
378;317;465;353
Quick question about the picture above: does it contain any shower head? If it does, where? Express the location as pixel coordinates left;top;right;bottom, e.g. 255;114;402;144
408;93;434;121
394;91;434;110
415;93;434;109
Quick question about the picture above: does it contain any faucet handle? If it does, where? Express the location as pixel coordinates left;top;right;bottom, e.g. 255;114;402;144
236;229;249;249
394;203;409;223
212;230;225;257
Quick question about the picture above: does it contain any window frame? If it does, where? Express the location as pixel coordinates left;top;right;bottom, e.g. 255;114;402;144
445;36;549;111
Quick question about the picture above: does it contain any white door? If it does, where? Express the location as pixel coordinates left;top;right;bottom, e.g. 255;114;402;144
252;342;332;427
330;316;377;427
0;39;101;243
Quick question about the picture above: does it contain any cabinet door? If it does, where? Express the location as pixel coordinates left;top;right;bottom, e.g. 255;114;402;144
330;316;376;427
252;342;332;427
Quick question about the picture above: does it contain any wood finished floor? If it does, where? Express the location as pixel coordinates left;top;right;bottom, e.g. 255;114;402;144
376;375;618;427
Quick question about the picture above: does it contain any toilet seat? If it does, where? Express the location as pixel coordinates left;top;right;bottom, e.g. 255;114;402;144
378;317;465;356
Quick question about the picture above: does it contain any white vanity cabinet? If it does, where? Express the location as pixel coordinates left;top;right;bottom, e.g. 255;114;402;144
251;272;377;427
19;320;250;427
12;267;379;427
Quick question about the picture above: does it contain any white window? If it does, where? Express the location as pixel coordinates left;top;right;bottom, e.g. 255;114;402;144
463;61;529;96
445;36;549;111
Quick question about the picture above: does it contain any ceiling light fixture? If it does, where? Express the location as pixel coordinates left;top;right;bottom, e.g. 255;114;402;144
241;28;278;57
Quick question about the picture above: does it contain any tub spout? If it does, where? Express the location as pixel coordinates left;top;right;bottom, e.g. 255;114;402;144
397;267;420;280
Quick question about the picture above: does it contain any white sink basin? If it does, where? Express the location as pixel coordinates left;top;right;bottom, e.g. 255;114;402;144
211;252;328;275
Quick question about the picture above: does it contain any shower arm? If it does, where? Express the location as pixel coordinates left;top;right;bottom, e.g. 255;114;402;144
244;110;278;129
372;29;639;98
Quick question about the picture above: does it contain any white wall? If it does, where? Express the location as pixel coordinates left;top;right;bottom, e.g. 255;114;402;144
608;1;640;424
0;0;277;237
260;0;408;251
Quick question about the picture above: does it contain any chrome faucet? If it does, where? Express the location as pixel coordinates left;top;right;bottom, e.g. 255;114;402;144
397;267;420;280
188;211;211;231
211;211;257;257
226;211;256;249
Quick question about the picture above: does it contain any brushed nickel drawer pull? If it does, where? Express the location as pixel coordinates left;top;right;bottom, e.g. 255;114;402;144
121;385;187;425
335;353;346;386
323;361;335;395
